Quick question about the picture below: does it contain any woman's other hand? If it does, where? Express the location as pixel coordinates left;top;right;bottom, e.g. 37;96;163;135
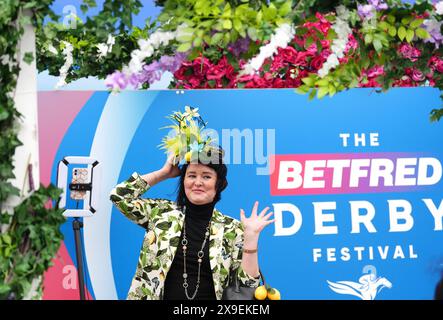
240;201;275;237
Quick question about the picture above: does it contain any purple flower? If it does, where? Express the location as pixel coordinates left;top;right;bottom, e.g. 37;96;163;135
228;37;251;57
134;52;187;86
105;71;129;90
106;52;187;89
358;0;388;19
368;0;388;10
424;19;443;49
358;4;375;19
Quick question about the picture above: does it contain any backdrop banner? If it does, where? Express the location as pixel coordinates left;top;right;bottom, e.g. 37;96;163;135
39;88;443;300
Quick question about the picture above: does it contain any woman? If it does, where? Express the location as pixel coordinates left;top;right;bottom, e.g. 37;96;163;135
109;152;274;300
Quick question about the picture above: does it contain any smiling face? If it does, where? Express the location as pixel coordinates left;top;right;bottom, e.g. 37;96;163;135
184;163;217;205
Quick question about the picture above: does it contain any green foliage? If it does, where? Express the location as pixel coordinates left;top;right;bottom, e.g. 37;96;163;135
0;184;66;300
36;0;145;81
158;0;293;57
0;0;65;300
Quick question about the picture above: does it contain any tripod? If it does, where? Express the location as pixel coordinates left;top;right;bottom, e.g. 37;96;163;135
73;217;86;300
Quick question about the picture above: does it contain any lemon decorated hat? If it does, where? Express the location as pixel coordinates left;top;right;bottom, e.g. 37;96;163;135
159;106;222;165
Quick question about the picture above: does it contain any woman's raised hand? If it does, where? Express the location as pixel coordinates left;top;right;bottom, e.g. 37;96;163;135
240;201;275;237
160;154;181;179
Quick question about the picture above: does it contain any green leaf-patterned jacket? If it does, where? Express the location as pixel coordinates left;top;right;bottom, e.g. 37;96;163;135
109;172;260;300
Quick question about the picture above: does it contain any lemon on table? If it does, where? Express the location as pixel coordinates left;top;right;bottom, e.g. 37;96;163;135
254;285;267;300
267;288;281;300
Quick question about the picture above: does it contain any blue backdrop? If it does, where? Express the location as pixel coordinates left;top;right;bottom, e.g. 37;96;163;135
51;88;443;300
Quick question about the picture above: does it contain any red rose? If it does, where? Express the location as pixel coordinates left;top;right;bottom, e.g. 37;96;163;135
192;56;212;77
279;47;298;64
273;78;285;88
310;56;324;71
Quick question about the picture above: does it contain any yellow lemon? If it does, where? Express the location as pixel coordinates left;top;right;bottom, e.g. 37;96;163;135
184;151;192;163
267;288;281;300
254;285;267;300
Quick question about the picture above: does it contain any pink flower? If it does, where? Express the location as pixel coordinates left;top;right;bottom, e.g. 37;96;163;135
367;66;384;78
345;34;359;53
411;69;425;82
398;43;421;62
393;75;416;87
429;56;443;73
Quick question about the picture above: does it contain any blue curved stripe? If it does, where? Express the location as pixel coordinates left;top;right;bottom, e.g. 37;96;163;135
51;91;110;300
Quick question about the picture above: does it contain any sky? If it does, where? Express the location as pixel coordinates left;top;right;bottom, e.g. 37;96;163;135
38;0;418;91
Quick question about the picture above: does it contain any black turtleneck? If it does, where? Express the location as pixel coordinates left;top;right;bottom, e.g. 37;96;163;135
163;199;217;300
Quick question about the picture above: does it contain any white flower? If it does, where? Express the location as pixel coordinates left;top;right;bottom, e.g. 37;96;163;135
240;23;295;75
111;29;178;81
336;5;350;20
47;44;58;55
436;1;443;15
183;106;200;119
96;43;109;58
107;34;115;46
318;6;352;78
55;41;74;89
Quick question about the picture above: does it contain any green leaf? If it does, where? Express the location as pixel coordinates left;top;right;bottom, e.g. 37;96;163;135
315;79;329;87
193;37;202;47
388;26;397;37
301;77;315;86
410;19;424;29
378;21;389;31
233;19;242;32
308;89;317;100
387;15;396;24
23;52;34;65
373;39;383;53
0;107;9;121
415;28;430;40
2;234;12;245
328;84;337;96
256;11;263;24
398;26;407;41
296;86;310;94
176;34;193;42
211;33;223;45
223;19;232;30
247;27;258;41
317;87;329;99
401;16;413;25
305;36;314;48
364;33;373;44
176;43;191;52
278;1;292;16
222;3;232;17
326;28;337;41
406;29;414;43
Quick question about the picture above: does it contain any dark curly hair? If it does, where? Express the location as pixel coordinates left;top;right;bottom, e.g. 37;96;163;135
176;148;228;209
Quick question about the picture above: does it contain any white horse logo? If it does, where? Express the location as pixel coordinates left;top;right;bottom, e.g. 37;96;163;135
327;273;392;300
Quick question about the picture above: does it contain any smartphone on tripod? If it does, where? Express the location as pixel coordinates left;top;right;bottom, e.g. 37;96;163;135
70;168;90;200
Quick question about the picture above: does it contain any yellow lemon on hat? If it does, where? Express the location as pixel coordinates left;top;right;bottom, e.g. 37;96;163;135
254;285;267;300
267;288;281;300
184;151;192;163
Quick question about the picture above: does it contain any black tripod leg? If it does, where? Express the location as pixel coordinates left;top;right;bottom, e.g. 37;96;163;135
73;218;86;300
